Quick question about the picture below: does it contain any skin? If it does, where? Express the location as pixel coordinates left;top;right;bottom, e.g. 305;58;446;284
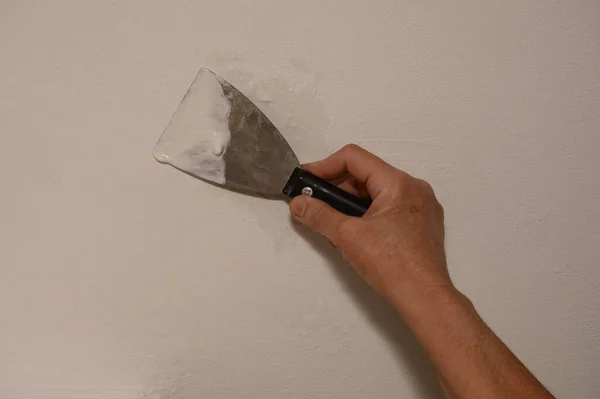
289;144;555;399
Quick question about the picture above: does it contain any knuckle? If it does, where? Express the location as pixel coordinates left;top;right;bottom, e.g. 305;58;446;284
341;143;362;154
412;179;437;204
416;178;434;194
387;172;409;196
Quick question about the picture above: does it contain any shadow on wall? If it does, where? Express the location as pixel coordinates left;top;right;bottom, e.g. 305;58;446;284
292;222;445;399
148;219;444;399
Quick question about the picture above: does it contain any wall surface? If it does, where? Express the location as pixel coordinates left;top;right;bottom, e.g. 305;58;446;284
1;1;599;398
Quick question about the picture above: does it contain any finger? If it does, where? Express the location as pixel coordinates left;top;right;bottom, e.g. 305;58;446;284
289;196;349;244
338;179;370;199
337;180;362;197
302;144;389;182
302;144;391;196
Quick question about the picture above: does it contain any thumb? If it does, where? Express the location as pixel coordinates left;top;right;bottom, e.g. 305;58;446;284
290;196;349;243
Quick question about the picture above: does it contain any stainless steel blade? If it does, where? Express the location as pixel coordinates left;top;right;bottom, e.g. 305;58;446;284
220;74;299;197
153;67;299;197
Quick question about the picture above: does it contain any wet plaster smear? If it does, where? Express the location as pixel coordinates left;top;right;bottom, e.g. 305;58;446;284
1;1;599;398
153;68;233;185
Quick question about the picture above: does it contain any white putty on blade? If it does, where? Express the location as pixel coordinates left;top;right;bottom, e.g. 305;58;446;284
153;67;232;184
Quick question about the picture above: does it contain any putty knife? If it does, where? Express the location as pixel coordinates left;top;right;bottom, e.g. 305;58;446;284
153;67;371;217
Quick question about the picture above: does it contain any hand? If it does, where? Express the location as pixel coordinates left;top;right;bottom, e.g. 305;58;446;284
291;145;556;399
289;144;451;315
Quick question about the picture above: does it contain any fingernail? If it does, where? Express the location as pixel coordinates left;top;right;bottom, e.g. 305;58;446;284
290;197;307;218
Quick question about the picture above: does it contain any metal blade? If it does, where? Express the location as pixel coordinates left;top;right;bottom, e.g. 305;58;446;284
153;67;299;197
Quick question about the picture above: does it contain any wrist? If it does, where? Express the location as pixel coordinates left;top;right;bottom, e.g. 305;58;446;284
386;279;468;327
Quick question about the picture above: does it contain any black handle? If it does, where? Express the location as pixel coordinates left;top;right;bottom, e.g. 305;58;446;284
282;167;372;217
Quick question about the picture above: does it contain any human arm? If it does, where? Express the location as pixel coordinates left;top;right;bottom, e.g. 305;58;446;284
289;144;554;399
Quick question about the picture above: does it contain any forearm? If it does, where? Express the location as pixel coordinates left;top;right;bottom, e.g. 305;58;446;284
290;146;553;397
390;284;554;399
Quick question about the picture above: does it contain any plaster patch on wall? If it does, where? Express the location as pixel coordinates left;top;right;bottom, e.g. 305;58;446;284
201;53;332;246
204;52;331;160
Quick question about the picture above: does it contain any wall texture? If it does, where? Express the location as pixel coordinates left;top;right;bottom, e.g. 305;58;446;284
1;1;599;398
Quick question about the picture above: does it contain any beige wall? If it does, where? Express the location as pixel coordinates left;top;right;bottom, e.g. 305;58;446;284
1;1;599;398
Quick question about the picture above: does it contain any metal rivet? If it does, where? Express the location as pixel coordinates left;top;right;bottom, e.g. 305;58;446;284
301;187;313;197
